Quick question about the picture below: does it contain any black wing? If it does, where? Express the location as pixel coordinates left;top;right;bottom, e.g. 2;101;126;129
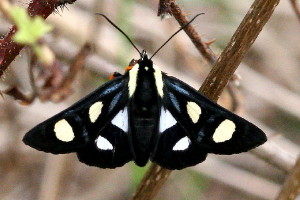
23;76;134;168
151;106;207;170
151;74;267;170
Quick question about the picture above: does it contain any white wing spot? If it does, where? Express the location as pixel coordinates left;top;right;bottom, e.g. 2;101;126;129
128;64;139;97
187;101;202;123
153;65;164;97
96;136;113;150
159;107;177;133
111;107;128;132
54;119;75;142
89;101;103;123
213;119;236;143
173;136;191;151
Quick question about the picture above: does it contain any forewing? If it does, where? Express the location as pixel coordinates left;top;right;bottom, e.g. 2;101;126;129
158;74;267;156
23;76;134;168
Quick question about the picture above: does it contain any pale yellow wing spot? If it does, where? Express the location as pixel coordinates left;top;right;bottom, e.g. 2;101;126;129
89;101;103;123
54;119;75;142
213;119;236;143
186;101;202;123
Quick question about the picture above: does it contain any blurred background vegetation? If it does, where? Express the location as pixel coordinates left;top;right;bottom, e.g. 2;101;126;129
0;0;300;199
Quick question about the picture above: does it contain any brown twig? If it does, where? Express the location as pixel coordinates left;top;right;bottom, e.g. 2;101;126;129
275;156;300;200
131;0;280;199
132;165;171;200
0;0;77;78
170;2;218;65
200;0;280;101
41;42;91;102
171;2;242;112
3;86;34;104
289;0;300;23
62;43;91;89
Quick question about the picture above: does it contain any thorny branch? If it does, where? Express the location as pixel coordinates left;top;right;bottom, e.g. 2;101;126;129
200;0;280;101
170;1;242;113
131;0;280;199
170;2;217;65
0;0;77;78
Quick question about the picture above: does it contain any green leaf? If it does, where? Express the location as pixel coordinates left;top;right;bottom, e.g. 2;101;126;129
10;6;52;45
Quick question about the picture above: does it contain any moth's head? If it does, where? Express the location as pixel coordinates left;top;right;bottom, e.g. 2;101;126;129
140;50;149;61
124;50;153;73
137;50;153;71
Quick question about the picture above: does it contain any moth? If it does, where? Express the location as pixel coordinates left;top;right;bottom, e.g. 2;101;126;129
23;14;267;170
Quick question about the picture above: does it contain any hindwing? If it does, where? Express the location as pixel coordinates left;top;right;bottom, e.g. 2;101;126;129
151;107;207;170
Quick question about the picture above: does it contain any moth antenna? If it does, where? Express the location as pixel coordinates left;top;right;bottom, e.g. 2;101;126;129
150;13;205;60
96;13;142;57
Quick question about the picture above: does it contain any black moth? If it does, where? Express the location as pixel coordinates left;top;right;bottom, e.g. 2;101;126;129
23;15;267;170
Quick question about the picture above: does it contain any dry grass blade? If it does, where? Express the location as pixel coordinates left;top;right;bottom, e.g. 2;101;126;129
38;155;70;200
289;0;300;23
275;156;300;200
0;0;13;22
131;0;280;199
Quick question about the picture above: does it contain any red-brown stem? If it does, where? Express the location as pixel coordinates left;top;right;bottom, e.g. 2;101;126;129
0;0;77;78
